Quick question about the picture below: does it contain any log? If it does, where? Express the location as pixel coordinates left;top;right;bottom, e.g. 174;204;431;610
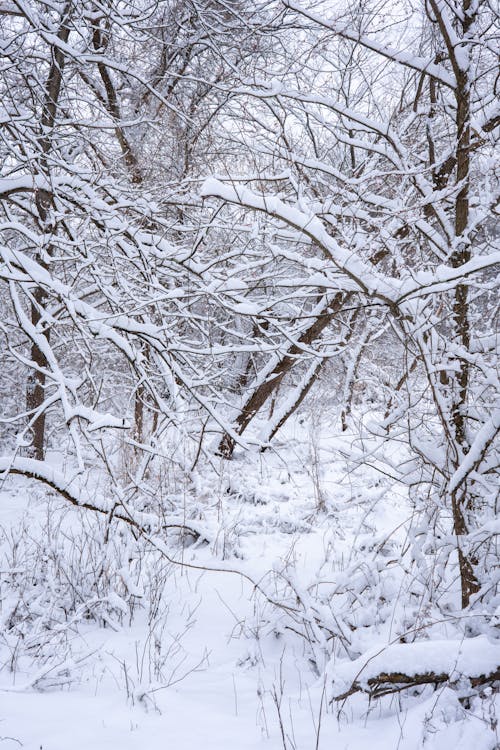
333;666;500;701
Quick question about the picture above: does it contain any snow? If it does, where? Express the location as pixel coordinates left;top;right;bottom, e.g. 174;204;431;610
200;179;400;303
283;0;457;89
328;637;500;695
448;409;500;494
1;417;498;750
1;1;498;748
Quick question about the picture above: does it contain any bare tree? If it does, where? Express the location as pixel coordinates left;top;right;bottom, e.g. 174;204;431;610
0;0;276;465
201;0;499;607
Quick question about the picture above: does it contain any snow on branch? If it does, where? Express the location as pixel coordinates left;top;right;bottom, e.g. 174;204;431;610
330;637;500;701
283;0;456;89
200;178;399;304
0;458;203;540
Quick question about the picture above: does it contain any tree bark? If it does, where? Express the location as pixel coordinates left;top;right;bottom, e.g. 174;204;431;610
429;0;480;606
26;2;72;460
217;292;350;457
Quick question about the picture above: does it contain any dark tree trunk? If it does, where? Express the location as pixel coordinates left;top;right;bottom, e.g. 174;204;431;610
218;292;349;457
26;3;72;459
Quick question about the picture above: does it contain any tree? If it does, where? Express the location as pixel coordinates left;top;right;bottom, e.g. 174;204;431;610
1;0;498;611
0;0;275;470
201;0;500;608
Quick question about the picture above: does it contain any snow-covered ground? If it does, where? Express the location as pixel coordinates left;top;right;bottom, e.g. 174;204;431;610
1;419;498;750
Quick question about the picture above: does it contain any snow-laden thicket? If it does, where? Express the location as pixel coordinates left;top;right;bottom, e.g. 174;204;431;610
0;1;498;748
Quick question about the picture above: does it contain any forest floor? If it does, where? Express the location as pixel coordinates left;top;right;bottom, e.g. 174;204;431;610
0;414;498;750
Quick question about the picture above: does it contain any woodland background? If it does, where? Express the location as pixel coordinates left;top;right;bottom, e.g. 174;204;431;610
0;1;499;748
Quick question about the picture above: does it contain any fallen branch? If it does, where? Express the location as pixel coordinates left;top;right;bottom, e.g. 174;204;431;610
330;637;500;702
0;457;203;541
0;457;301;618
333;666;500;701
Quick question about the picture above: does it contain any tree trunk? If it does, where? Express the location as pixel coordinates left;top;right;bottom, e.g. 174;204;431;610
430;0;480;606
217;292;349;457
26;3;72;459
